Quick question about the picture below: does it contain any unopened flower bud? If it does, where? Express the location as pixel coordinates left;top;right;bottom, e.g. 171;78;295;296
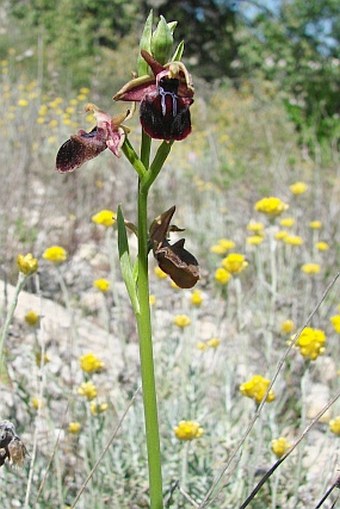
151;16;176;64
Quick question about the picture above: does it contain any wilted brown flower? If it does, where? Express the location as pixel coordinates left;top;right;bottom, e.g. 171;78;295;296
149;206;199;288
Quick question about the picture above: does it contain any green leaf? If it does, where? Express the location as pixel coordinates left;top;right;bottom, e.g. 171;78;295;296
117;206;140;315
137;10;153;76
171;40;184;62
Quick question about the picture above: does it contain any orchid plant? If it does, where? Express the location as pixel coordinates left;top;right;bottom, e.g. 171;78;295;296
55;12;198;509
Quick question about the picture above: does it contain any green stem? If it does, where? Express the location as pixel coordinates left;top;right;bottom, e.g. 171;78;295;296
136;185;163;509
141;140;174;193
121;138;147;178
0;272;26;365
141;130;151;170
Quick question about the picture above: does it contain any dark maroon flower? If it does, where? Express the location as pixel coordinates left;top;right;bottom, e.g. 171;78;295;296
56;104;129;173
150;206;199;289
114;51;194;141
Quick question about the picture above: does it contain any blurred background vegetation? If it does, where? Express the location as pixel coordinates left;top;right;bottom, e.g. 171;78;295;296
1;0;339;157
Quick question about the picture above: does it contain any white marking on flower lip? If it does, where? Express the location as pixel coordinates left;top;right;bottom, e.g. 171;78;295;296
159;87;178;117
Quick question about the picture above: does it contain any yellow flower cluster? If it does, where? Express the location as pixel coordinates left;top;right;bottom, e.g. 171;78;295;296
246;221;264;234
174;420;204;441
214;267;231;285
330;315;340;333
246;235;264;246
329;416;340;436
279;217;295;228
240;374;275;404
43;245;67;264
173;315;191;328
80;352;105;373
283;235;303;246
17;253;38;275
90;402;109;416
93;278;110;293
296;327;326;360
24;310;40;326
254;197;288;217
77;381;97;400
196;337;221;351
190;289;203;307
301;263;320;275
210;238;235;255
91;209;116;227
222;253;248;274
315;241;329;251
271;437;291;458
280;319;295;334
289;181;308;195
309;220;322;229
68;422;81;434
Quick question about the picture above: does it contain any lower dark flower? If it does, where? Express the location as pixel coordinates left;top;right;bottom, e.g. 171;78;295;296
150;206;199;288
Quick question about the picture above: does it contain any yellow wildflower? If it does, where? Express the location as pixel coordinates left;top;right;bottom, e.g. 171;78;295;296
222;253;248;274
210;238;235;255
173;315;191;328
68;422;81;434
289;181;308;195
329;416;340;436
271;437;291;458
280;217;295;228
24;310;40;326
280;320;295;334
315;241;329;251
190;289;203;307
309;220;322;229
254;197;288;217
246;235;264;246
31;397;43;410
301;263;321;275
247;221;264;233
17;253;38;275
91;209;116;227
174;420;204;441
196;341;209;351
240;374;275;404
206;337;221;348
330;315;340;333
154;266;168;279
79;87;90;95
78;381;97;400
42;245;67;264
80;352;104;373
90;402;109;416
214;267;231;285
275;230;289;241
296;327;326;360
93;278;110;293
283;235;303;246
17;98;29;107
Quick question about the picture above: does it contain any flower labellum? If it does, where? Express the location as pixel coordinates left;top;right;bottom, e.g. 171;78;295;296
114;51;194;141
56;104;130;172
150;206;199;288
